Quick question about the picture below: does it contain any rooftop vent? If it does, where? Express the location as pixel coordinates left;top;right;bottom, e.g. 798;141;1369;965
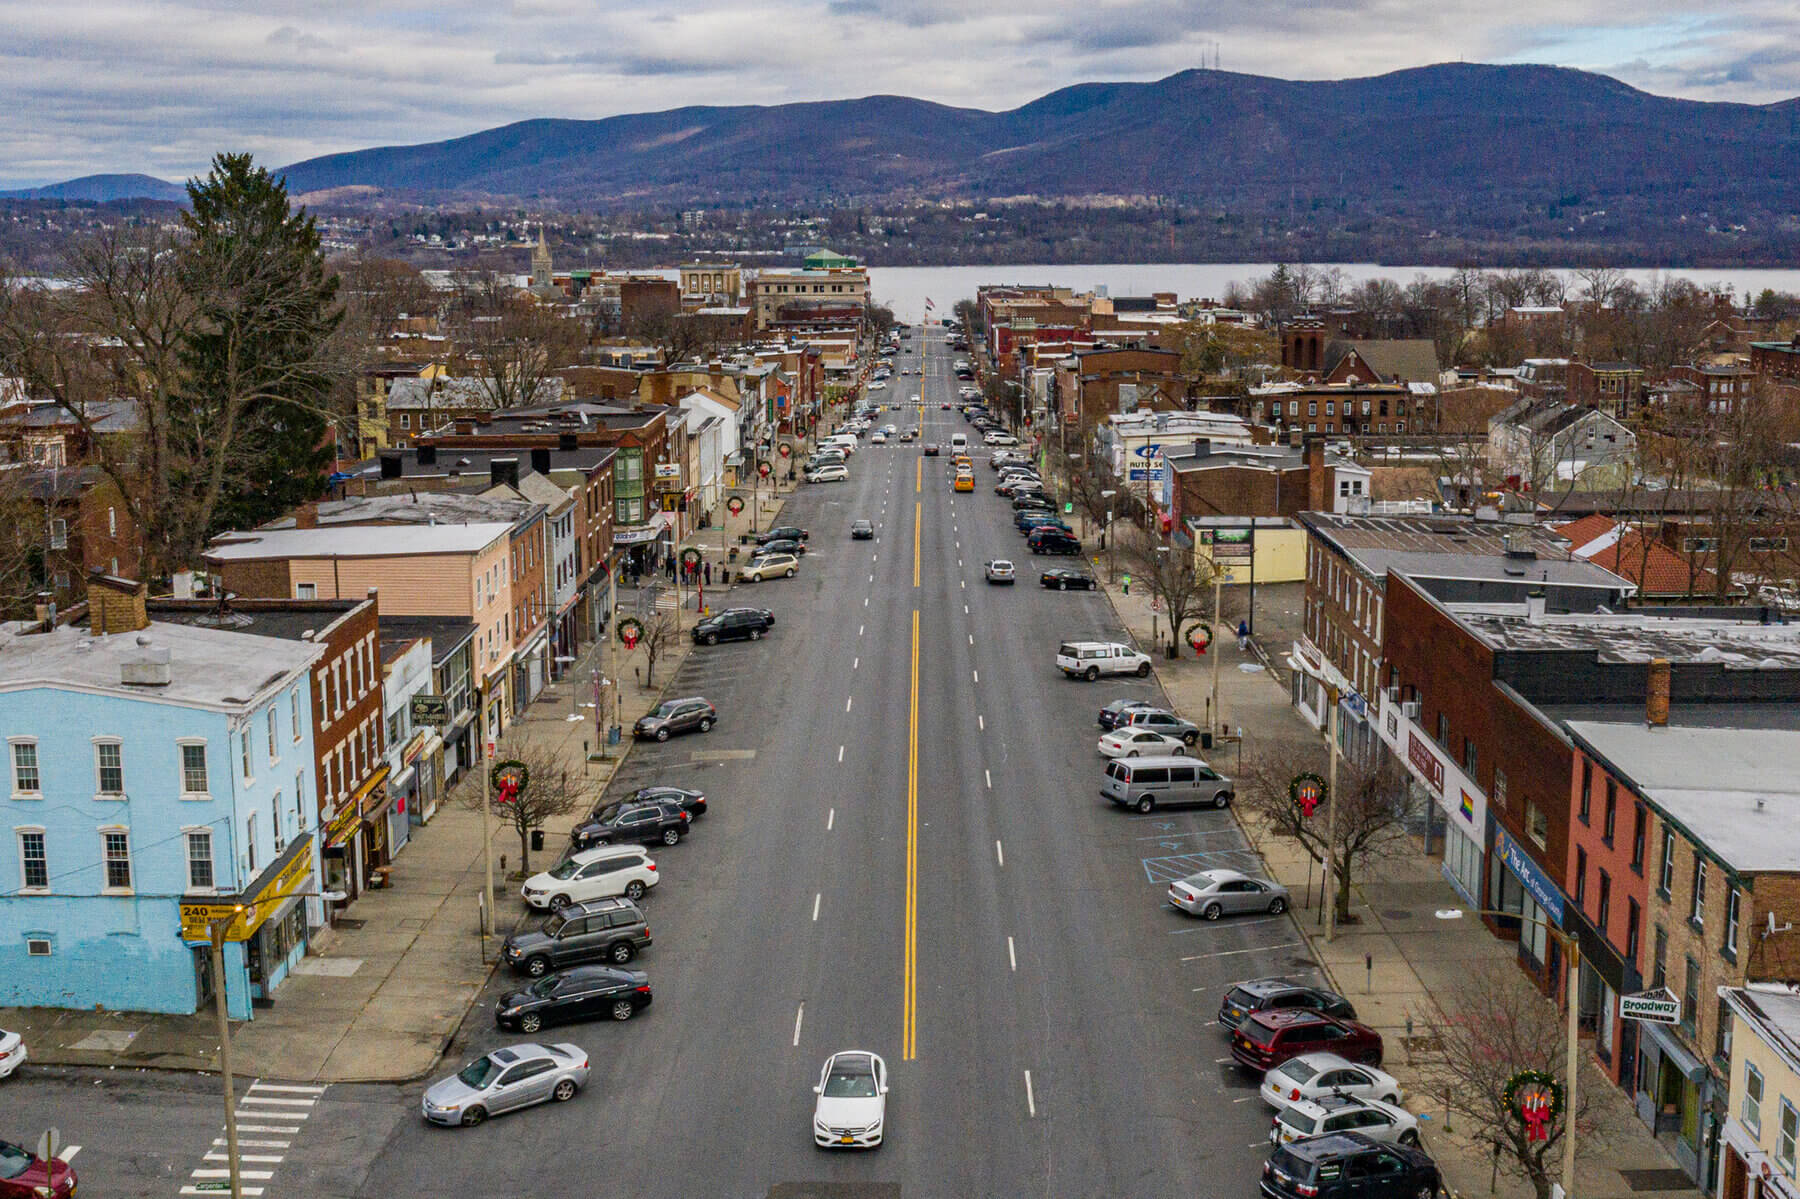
120;643;172;687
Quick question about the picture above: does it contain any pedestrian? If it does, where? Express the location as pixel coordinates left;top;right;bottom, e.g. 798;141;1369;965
666;557;676;582
1237;619;1250;652
1121;573;1131;596
704;561;712;586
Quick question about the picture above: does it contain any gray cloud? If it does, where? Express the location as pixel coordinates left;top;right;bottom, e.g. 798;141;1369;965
0;0;1794;188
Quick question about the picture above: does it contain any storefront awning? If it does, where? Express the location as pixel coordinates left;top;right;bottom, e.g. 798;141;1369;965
1642;1018;1707;1082
613;510;675;545
179;832;314;943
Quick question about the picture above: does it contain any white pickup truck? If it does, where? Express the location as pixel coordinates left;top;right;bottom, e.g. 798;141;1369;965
1056;641;1153;681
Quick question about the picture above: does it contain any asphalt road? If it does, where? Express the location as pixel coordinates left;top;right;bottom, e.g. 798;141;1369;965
2;325;1333;1198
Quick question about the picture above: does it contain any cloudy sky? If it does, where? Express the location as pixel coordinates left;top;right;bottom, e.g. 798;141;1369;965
3;0;1796;188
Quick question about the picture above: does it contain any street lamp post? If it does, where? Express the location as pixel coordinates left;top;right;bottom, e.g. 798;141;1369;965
1435;907;1584;1199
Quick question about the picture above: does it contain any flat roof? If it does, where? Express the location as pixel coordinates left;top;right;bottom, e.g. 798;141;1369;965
1452;609;1800;663
0;620;320;710
378;615;477;665
1380;552;1629;589
207;523;512;561
149;599;360;644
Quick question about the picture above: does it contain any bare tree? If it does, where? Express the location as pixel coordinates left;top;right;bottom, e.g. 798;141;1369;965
0;467;45;618
1121;531;1217;657
636;610;681;689
1417;962;1596;1199
1236;749;1412;925
444;272;584;408
466;734;588;875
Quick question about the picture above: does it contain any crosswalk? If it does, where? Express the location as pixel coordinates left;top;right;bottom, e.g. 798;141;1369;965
178;1080;325;1196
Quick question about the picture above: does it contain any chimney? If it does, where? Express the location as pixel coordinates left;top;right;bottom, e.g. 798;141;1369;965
379;453;403;479
88;573;150;635
1287;424;1303;449
530;447;552;475
1305;436;1327;512
490;457;520;490
1525;589;1546;622
119;636;172;687
417;444;437;465
455;418;475;435
1191;438;1211;459
1646;657;1671;727
294;501;319;529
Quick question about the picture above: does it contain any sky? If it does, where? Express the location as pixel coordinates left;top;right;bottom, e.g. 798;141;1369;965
2;0;1797;189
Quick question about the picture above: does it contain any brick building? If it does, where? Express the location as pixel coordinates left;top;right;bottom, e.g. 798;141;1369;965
1252;382;1421;437
1165;439;1366;525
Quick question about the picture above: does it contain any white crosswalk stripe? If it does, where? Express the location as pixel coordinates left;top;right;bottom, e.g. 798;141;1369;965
178;1079;325;1196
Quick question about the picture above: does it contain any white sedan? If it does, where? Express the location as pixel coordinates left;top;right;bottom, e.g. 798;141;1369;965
0;1028;26;1079
1262;1052;1405;1111
871;432;888;444
813;1049;888;1148
1097;728;1189;758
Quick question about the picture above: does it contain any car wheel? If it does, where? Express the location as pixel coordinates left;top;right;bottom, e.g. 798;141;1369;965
1126;749;1139;758
624;880;646;900
1413;1184;1436;1199
1136;797;1155;815
1136;661;1152;677
1399;1129;1421;1147
1084;666;1099;681
1268;897;1288;915
1203;902;1223;921
750;629;762;640
784;568;796;578
655;728;670;742
460;1105;487;1127
705;632;719;645
549;893;571;910
609;942;636;964
525;956;549;977
698;717;713;732
1058;580;1068;591
519;1012;543;1033
1182;731;1198;746
553;1078;578;1102
1215;792;1233;810
611;1000;636;1022
661;827;681;846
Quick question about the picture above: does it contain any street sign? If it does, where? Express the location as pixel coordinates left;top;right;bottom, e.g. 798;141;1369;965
1620;988;1682;1024
37;1129;59;1164
409;694;449;726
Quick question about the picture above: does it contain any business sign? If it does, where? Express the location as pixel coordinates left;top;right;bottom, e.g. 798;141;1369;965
1407;730;1446;796
1495;828;1566;923
180;840;313;942
1619;987;1682;1025
1210;528;1254;560
409;694;449;726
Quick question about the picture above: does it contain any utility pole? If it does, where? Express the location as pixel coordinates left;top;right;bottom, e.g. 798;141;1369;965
1210;570;1224;737
209;918;244;1199
480;699;492;939
1324;684;1342;943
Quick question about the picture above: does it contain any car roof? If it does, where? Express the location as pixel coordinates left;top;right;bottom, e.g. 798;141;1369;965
1237;977;1307;997
1288;1093;1373;1118
826;1050;878;1071
1249;1008;1337;1030
1278;1132;1390;1161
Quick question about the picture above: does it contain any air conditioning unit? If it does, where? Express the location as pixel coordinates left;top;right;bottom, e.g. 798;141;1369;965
1401;701;1421;719
1386;686;1401;702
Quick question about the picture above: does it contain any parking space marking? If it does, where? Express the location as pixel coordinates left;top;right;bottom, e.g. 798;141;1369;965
1183;942;1305;968
1140;850;1265;884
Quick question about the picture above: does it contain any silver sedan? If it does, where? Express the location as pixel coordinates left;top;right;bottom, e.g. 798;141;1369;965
1167;869;1290;920
421;1042;589;1127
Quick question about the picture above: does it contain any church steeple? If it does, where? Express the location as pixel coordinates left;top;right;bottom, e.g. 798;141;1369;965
530;225;553;289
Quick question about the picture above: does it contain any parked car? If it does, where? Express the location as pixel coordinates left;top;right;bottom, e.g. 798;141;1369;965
752;538;806;558
1028;528;1082;555
1042;567;1097;591
569;799;689;850
712;606;774;631
851;519;875;539
495;965;652;1032
520;845;658;909
1220;979;1358;1032
618;784;707;819
1097;728;1188;758
1097;697;1159;729
1057;641;1152;680
502;896;652;976
985;559;1016;584
634;696;718;740
1271;1094;1421;1148
0;1138;74;1197
421;1042;590;1127
1260;1133;1440;1199
1013;509;1063;533
1169;868;1289;919
984;432;1019;446
0;1029;24;1080
812;1049;889;1149
1261;1053;1403;1111
1117;708;1201;745
1010;491;1054;511
757;526;810;544
693;609;772;645
1233;1010;1384;1072
1103;756;1234;812
739;553;799;582
806;465;848;483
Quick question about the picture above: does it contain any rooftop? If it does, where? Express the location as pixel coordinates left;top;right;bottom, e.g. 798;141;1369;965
148;598;360;644
1454;608;1800;662
1723;986;1800;1069
377;615;477;666
0;620;320;711
1300;511;1573;561
206;522;513;562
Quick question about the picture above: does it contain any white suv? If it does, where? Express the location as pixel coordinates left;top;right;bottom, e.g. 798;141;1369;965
521;846;658;909
1056;641;1152;681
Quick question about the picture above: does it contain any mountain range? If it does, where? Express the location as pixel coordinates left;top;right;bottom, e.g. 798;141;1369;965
14;64;1800;218
0;173;188;203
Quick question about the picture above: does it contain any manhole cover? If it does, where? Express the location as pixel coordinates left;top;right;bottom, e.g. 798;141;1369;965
1381;909;1415;920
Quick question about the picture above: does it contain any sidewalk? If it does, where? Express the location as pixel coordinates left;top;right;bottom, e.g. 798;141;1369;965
1101;575;1704;1199
1;492;790;1085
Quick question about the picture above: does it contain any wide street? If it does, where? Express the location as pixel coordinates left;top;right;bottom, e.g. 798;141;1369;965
0;326;1327;1198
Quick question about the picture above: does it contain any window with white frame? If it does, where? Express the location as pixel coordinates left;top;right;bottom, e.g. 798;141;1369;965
1780;1098;1798;1174
291;688;302;741
186;830;214;891
94;740;124;796
272;790;284;852
1726;887;1741;959
10;739;41;796
17;829;48;891
267;708;279;763
245;812;257;874
1743;1062;1764;1136
101;829;132;891
1691;856;1707;926
180;741;209;796
296;582;317;599
240;729;253;782
295;770;306;830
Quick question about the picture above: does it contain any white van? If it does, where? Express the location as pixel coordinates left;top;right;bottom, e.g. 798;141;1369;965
821;435;857;456
1101;756;1234;813
950;433;968;451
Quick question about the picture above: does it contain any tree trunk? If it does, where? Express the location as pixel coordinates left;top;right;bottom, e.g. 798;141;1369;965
517;824;532;876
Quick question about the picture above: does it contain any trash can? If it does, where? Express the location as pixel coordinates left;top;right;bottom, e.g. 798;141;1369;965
607;725;621;746
530;829;544;852
1200;730;1214;750
728;546;739;562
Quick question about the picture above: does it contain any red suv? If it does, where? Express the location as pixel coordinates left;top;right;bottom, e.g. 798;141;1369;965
1232;1009;1383;1072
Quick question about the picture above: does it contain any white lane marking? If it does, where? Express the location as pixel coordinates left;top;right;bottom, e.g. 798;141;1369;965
206;1152;285;1163
984;768;992;789
182;1189;264;1198
838;745;845;762
192;1170;275;1181
1181;942;1303;963
1008;935;1017;971
235;1096;315;1107
57;1146;80;1163
961;580;965;589
216;1139;290;1149
972;669;979;684
964;605;969;614
813;893;821;921
968;634;974;645
1024;1070;1037;1117
794;1002;806;1045
853;657;859;669
1234;1095;1255;1103
859;625;864;636
995;839;1004;866
978;714;984;730
957;559;962;567
828;807;835;830
249;1083;325;1093
870;573;875;583
1214;1057;1235;1064
864;597;869;607
234;1125;299;1134
846;696;853;712
872;554;877;562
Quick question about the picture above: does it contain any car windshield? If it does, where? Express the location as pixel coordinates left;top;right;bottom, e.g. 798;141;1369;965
654;702;680;717
823;1061;878;1098
546;858;581;880
1274;1057;1320;1084
541;913;567;936
527;975;561;998
456;1055;501;1089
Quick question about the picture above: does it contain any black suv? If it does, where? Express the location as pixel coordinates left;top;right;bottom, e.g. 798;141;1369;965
756;526;809;544
1220;978;1358;1032
1027;528;1082;555
634;696;717;740
571;800;689;850
1261;1133;1440;1199
503;897;653;977
693;609;772;645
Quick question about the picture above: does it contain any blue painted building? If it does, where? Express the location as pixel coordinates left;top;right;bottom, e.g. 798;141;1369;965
1;578;323;1020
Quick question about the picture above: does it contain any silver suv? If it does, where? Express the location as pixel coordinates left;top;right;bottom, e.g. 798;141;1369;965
502;896;652;977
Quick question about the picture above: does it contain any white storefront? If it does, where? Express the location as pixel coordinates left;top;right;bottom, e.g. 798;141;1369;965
1376;690;1488;904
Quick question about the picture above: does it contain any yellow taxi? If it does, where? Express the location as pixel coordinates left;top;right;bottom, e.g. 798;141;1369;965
953;472;974;492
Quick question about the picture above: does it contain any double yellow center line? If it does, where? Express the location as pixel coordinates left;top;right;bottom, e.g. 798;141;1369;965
903;606;920;1060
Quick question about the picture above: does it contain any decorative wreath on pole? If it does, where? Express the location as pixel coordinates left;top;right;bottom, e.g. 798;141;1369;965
1186;621;1214;655
727;496;745;515
616;616;644;649
490;760;529;805
1289;771;1328;818
1502;1069;1564;1142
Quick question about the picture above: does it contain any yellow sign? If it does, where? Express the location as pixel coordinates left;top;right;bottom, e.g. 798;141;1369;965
180;845;313;943
324;799;361;847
